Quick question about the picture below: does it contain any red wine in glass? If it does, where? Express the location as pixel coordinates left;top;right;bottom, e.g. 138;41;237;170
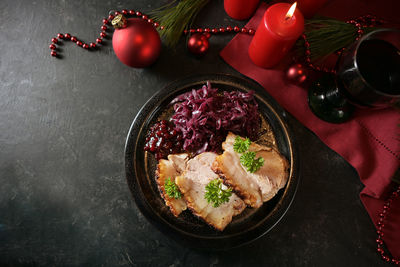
309;29;400;123
356;39;400;97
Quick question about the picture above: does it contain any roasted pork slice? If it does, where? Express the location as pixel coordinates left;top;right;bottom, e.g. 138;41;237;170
156;153;189;217
175;152;246;231
212;132;289;208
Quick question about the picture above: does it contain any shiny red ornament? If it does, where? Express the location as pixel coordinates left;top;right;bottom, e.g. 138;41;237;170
90;42;96;48
49;44;56;50
286;63;308;84
51;51;57;57
64;33;71;39
112;18;161;68
96;38;103;44
187;33;210;56
51;38;58;44
57;33;64;39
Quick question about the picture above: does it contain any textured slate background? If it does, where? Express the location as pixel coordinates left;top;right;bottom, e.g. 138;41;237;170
0;0;390;266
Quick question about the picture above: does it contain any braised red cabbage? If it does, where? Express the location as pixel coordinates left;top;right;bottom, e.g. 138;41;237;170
171;82;260;154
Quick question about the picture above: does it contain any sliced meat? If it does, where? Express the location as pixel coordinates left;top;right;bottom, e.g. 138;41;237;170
212;132;289;208
175;152;246;231
156;153;189;217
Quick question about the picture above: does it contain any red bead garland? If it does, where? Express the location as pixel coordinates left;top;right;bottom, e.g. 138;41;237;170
375;184;400;266
48;9;255;58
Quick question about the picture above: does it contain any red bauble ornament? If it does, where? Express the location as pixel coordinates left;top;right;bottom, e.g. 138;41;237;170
112;18;161;68
286;63;308;84
187;33;210;56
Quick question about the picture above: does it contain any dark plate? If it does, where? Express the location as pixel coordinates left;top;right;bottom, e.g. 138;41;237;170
125;74;299;250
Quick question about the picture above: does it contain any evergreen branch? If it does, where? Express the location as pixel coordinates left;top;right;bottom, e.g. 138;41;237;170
150;0;210;47
296;17;377;62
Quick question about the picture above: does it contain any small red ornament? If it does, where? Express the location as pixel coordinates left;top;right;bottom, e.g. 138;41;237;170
187;33;210;56
286;63;308;84
112;18;161;68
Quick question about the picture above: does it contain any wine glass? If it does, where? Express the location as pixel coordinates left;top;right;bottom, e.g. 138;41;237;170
308;29;400;123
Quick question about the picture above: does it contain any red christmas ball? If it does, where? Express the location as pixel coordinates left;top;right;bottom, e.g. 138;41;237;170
286;63;308;84
187;33;210;56
112;18;161;68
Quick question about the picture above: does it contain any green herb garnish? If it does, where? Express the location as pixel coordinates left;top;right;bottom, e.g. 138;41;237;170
240;151;264;173
233;136;251;153
204;179;232;208
165;177;181;199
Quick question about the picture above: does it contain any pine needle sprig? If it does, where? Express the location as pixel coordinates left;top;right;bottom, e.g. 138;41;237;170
150;0;210;47
296;17;377;62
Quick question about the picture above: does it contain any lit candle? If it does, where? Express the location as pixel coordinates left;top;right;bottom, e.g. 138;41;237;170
295;0;328;19
224;0;260;20
248;2;304;68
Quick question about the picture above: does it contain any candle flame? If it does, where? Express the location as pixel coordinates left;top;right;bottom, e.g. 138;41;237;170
285;2;297;20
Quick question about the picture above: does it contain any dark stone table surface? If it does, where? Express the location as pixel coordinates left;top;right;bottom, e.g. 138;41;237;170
0;0;391;266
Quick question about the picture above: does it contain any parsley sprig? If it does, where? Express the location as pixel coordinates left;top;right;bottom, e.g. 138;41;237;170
240;151;264;173
204;179;232;208
164;177;181;199
234;135;264;173
233;136;251;153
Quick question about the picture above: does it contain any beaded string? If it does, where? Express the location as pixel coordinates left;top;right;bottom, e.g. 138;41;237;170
48;9;255;58
376;184;400;265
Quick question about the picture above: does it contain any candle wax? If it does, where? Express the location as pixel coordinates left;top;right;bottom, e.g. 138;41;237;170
248;3;304;68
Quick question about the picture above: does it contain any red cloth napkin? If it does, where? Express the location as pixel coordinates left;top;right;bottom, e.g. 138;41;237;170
220;1;400;258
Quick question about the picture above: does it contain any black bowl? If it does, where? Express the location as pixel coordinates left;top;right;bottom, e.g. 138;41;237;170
125;74;299;250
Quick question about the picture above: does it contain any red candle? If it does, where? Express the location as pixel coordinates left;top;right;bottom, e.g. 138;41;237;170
294;0;328;19
248;2;304;68
224;0;260;20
